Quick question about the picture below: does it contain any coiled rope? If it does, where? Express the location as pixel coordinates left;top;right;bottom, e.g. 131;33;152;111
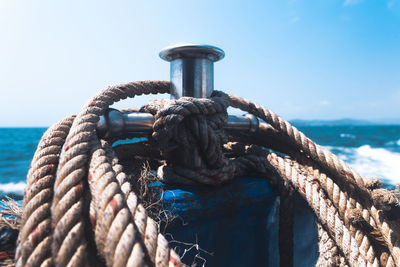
16;81;181;267
13;80;400;267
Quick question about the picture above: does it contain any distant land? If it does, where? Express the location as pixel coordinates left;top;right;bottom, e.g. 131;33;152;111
1;118;400;128
290;118;400;126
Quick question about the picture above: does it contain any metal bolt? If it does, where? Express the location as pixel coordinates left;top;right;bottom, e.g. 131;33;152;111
159;44;225;99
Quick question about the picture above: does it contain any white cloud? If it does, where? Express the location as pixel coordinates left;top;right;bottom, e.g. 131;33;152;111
343;0;363;6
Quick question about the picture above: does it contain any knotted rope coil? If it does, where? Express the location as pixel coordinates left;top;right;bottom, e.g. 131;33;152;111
14;80;400;267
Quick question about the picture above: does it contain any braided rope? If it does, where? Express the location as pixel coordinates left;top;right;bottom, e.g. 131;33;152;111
316;223;349;267
88;139;181;267
297;157;393;266
226;92;400;265
226;93;367;186
16;81;184;267
267;153;394;267
51;81;171;267
16;116;74;267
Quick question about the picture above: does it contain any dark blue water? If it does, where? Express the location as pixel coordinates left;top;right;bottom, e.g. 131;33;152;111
297;125;400;188
0;126;399;197
0;128;46;182
297;125;400;151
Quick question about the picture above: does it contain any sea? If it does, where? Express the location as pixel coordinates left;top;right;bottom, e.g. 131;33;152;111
0;125;399;200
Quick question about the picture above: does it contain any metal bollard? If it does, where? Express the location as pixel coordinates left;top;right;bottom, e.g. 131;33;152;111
159;44;224;99
97;44;261;139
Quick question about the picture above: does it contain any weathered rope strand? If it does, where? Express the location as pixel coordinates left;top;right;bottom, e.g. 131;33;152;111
16;81;183;267
267;153;394;266
50;81;171;267
316;223;349;267
16;116;75;267
225;92;400;265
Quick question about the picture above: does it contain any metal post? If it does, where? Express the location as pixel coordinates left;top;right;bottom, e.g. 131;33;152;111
96;110;260;138
97;44;262;140
159;44;225;99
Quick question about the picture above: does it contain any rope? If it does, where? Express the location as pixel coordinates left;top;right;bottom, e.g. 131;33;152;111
316;223;349;267
16;81;182;267
140;95;234;185
14;80;400;267
267;153;383;266
140;93;268;186
224;91;400;266
16;116;74;267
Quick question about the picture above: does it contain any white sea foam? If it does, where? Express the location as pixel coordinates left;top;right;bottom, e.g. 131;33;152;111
0;182;26;194
340;133;356;139
385;139;400;147
330;145;400;186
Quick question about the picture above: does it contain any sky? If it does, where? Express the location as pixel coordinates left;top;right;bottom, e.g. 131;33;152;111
0;0;399;126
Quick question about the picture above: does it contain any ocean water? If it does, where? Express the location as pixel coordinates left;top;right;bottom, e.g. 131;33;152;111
297;125;400;189
0;125;399;198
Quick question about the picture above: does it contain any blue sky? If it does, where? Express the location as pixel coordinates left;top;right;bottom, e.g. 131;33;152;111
1;0;399;126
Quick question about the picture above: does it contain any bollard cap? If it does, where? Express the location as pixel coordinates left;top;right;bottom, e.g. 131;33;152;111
159;44;225;62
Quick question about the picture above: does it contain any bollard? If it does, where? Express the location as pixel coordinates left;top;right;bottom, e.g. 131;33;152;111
159;44;224;99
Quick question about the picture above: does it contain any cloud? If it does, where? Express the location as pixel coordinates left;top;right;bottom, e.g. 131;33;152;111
343;0;363;6
387;0;395;8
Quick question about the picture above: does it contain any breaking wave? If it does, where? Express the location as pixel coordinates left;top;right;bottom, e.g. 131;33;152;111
385;139;400;147
327;145;400;186
0;181;26;194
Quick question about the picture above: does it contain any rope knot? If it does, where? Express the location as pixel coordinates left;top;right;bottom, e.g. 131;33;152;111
141;93;236;185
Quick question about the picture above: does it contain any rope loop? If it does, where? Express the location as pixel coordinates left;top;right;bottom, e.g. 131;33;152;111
141;92;238;186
